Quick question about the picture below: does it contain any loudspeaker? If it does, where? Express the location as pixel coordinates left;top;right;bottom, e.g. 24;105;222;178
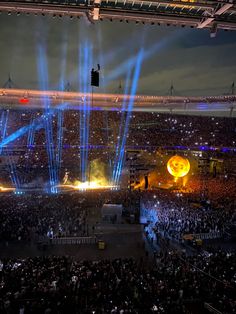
144;175;148;190
91;69;99;87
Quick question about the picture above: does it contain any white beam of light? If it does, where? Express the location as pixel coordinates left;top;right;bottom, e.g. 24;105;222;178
105;29;187;84
37;43;58;193
113;48;144;185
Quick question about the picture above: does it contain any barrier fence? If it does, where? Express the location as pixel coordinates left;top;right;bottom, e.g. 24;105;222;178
183;231;222;241
51;236;97;245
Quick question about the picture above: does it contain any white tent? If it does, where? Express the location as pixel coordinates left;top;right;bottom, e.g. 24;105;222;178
101;204;123;223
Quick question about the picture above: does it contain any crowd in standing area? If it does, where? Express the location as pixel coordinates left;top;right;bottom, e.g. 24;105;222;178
141;190;236;240
0;194;87;242
0;190;131;243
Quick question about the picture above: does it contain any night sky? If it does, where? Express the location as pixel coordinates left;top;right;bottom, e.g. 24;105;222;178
0;13;236;96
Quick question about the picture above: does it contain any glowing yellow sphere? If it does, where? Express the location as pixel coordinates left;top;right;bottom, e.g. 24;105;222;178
167;155;190;178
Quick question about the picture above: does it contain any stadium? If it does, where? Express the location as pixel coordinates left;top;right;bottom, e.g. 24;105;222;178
0;1;236;313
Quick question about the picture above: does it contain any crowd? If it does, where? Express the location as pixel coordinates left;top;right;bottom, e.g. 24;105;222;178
0;109;235;314
1;109;236;198
141;190;236;241
187;176;236;201
0;190;131;243
0;194;88;243
1;109;236;172
0;251;235;313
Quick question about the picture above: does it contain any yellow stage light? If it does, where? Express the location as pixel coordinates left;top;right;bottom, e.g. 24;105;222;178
170;0;195;9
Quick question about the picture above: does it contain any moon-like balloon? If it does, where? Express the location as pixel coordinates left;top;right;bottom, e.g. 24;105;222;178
167;155;190;178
